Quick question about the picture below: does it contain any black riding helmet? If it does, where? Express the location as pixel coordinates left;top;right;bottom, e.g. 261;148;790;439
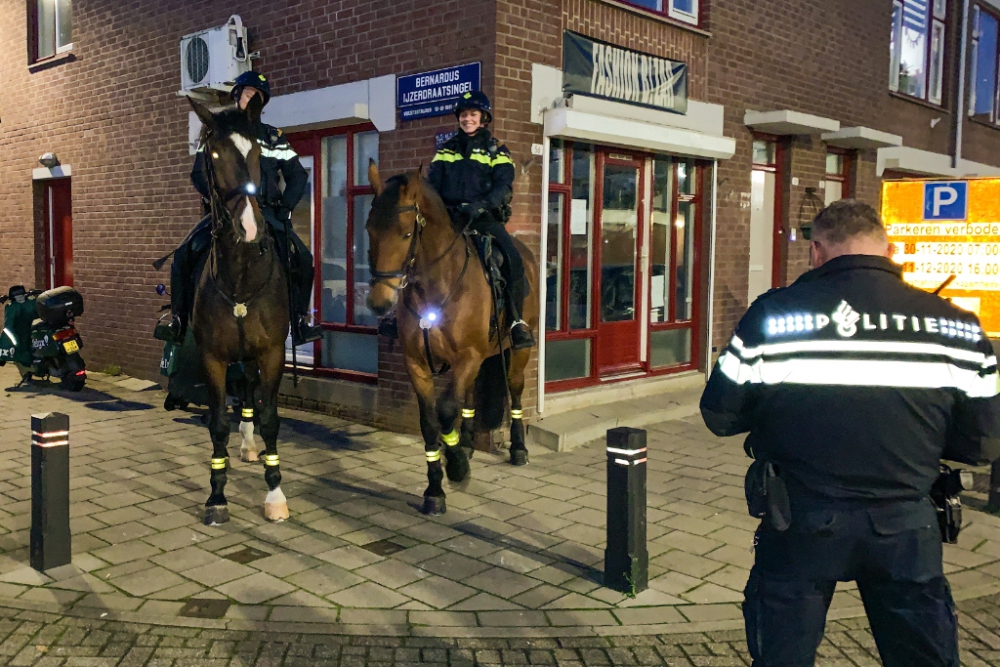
7;285;25;300
230;71;271;107
454;90;492;125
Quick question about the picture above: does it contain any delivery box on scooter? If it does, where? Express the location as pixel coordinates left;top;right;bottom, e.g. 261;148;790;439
35;287;84;326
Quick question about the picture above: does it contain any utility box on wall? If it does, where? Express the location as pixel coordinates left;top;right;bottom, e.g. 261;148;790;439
180;15;250;93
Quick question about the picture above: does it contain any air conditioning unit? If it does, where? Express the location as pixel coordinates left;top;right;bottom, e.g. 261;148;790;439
180;15;249;93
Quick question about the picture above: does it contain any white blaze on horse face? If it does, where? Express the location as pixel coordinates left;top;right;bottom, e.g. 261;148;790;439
229;133;253;158
240;200;259;242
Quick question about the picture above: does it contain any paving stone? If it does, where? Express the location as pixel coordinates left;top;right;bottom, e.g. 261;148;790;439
315;545;384;570
398;576;477;609
327;582;411;609
215;572;296;604
285;563;365;596
418;552;492;580
355;560;429;589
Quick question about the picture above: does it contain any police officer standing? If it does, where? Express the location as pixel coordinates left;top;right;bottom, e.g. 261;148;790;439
379;90;535;349
701;200;1000;666
167;70;321;346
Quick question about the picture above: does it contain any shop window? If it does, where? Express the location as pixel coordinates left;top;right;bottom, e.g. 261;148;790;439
32;0;72;61
970;5;1000;122
619;0;701;26
286;126;379;381
649;156;698;369
890;0;946;105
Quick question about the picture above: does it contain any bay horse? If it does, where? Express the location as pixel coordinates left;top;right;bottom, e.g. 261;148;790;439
188;99;290;525
365;162;539;515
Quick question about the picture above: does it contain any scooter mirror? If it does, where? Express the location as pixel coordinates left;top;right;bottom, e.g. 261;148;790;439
155;284;168;296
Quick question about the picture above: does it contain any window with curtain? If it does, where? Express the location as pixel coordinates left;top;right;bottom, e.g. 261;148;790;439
890;0;946;105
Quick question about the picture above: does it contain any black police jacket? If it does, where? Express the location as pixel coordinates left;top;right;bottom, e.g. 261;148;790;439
701;254;1000;503
192;122;308;218
428;129;514;217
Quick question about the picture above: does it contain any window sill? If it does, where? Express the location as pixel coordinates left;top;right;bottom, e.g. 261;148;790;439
888;90;950;114
968;116;1000;133
596;0;711;37
29;51;75;72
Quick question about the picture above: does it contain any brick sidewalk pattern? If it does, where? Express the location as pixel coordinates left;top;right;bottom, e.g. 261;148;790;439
2;594;1000;666
2;364;1000;641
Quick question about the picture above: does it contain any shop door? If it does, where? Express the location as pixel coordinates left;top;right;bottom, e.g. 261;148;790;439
595;153;644;376
44;179;73;288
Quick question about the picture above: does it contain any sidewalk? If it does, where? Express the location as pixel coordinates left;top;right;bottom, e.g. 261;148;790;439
2;365;1000;641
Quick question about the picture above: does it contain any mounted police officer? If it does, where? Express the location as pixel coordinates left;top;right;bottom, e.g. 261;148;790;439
166;70;321;346
379;90;535;349
701;199;1000;667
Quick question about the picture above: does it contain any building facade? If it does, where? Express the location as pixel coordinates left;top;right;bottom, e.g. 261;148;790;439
2;0;998;433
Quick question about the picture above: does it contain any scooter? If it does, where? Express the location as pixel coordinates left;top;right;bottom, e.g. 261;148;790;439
0;285;87;391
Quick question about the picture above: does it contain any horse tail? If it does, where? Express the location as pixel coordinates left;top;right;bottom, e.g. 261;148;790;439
475;352;509;430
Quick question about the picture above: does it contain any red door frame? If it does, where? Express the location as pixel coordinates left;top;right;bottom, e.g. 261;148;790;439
593;150;646;376
287;124;378;384
43;179;73;288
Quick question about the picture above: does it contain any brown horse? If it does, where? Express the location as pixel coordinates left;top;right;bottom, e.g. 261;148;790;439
188;99;290;525
365;162;539;515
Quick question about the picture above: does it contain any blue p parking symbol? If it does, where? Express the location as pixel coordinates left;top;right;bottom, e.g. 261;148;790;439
923;182;968;220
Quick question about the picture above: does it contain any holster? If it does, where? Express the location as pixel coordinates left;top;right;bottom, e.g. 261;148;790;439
745;460;792;532
930;464;965;544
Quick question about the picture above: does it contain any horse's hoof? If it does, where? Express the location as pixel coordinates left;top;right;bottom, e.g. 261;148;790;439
240;448;259;463
422;496;446;516
204;505;229;526
509;449;528;466
446;460;470;483
264;502;289;522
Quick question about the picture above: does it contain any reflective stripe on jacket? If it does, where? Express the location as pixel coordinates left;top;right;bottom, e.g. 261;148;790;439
427;129;514;213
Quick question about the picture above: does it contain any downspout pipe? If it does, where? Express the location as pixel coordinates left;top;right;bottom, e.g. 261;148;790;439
955;0;971;169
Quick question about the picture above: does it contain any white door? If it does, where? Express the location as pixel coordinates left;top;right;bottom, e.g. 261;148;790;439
748;170;776;304
825;180;844;206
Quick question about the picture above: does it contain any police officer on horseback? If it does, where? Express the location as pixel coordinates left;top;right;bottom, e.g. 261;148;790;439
379;90;535;350
165;70;321;346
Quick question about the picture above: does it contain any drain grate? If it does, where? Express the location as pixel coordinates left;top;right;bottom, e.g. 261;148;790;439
360;539;407;556
223;546;271;564
179;598;230;619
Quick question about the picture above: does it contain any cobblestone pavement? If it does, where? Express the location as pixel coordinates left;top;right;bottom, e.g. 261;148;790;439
1;594;1000;666
4;363;1000;660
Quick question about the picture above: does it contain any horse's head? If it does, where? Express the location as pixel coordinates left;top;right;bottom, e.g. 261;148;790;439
365;161;429;315
189;97;265;244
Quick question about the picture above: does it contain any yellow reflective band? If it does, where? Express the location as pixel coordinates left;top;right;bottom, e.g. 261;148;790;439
426;449;442;462
211;457;228;470
241;408;254;418
491;154;514;167
461;409;476;419
511;409;524;420
263;454;279;467
468;153;491;165
441;430;460;447
431;150;462;163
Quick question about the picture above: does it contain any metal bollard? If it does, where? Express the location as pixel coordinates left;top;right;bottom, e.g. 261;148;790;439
30;412;71;572
604;427;648;595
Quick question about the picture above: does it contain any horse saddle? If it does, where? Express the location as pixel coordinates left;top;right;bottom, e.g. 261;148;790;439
468;231;506;336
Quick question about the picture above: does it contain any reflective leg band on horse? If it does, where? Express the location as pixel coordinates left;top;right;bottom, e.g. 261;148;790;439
263;454;279;467
211;457;228;470
462;408;476;419
426;449;442;462
441;430;460;447
511;409;523;420
242;408;254;420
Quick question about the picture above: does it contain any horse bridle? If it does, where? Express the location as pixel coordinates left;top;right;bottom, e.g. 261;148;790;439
369;204;426;291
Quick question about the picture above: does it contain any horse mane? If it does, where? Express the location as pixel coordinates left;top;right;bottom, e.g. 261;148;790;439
369;172;455;231
200;107;257;143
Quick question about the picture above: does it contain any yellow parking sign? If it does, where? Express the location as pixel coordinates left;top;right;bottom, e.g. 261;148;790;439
882;178;1000;338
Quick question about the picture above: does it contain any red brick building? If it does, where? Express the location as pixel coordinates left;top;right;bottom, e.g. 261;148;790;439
2;0;998;432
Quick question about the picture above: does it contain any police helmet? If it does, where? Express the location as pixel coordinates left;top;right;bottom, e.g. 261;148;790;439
454;91;493;124
7;285;25;300
230;71;271;106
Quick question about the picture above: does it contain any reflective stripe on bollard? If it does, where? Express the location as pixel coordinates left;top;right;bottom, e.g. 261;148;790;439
604;427;648;595
30;412;71;572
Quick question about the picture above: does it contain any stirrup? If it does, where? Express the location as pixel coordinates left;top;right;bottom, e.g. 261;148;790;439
510;320;536;350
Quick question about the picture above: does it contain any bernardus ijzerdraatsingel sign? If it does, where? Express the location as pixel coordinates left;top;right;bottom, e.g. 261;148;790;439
397;62;481;121
562;32;688;115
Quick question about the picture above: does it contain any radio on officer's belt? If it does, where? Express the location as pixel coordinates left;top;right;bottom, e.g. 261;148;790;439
930;465;967;544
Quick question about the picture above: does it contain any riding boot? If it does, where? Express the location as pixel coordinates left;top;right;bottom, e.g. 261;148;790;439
283;223;322;346
378;315;399;339
506;278;535;350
